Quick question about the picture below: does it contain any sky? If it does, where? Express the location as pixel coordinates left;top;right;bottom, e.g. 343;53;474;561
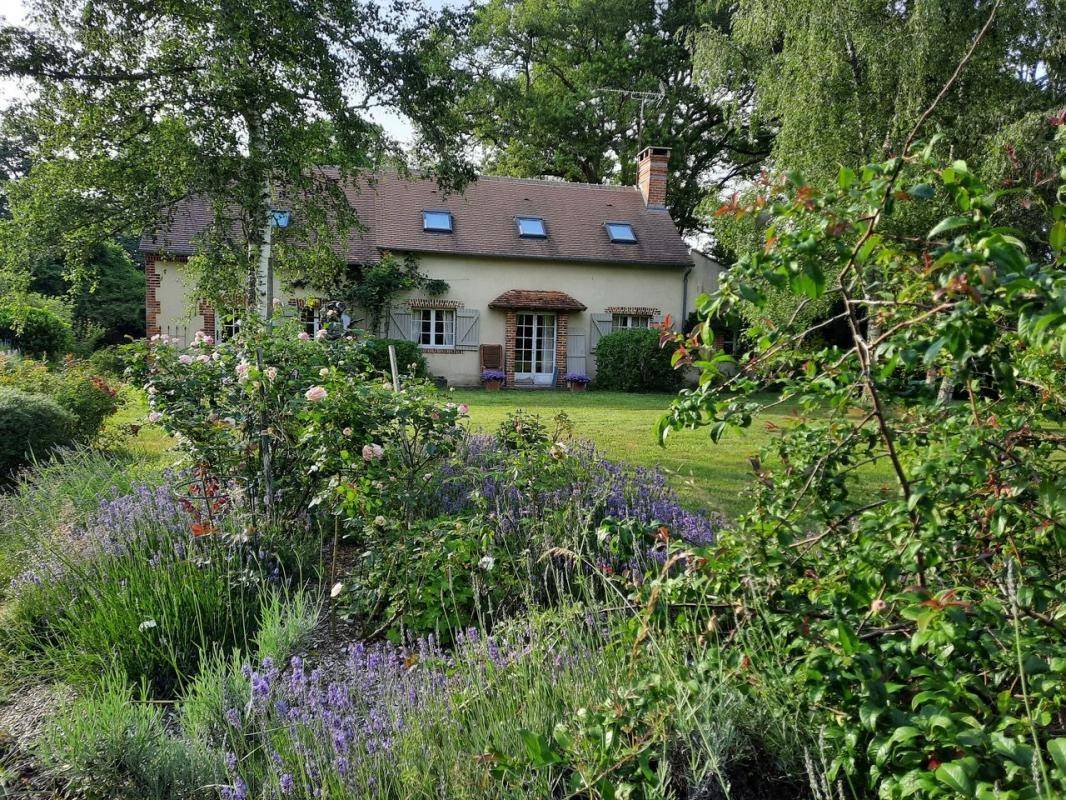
0;0;418;143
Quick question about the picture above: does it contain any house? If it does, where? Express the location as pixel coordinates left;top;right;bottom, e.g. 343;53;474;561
141;146;704;388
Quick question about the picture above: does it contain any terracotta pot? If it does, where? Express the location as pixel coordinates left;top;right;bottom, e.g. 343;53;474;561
484;379;503;391
567;381;588;392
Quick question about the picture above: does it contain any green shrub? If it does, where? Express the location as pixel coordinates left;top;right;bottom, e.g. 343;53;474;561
0;388;75;481
88;341;146;379
0;358;119;442
360;337;428;378
38;669;220;800
0;303;73;357
593;328;681;393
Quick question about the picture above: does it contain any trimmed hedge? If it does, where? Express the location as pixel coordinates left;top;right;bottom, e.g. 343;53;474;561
0;359;119;442
360;338;428;378
593;328;681;393
0;304;74;357
0;388;76;481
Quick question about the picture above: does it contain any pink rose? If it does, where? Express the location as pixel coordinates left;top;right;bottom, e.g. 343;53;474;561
265;366;278;381
315;329;328;341
342;427;353;436
196;354;211;364
458;404;469;415
298;331;311;341
361;443;384;461
305;385;328;402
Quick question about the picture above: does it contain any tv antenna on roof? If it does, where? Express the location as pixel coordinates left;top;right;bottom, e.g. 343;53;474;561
598;85;666;147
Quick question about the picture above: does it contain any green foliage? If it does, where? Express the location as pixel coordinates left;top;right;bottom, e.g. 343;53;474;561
0;357;119;441
0;386;74;480
460;0;770;231
89;341;147;379
594;328;681;393
359;336;428;379
346;252;448;335
655;134;1066;796
0;301;72;356
38;670;220;800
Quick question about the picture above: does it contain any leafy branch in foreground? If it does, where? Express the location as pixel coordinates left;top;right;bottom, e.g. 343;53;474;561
651;113;1066;796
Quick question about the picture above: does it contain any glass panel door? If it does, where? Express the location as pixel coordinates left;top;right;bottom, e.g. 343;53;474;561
514;313;556;384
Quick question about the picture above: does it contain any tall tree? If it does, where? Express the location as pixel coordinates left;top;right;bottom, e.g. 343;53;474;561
0;0;472;310
693;0;1065;195
459;0;771;233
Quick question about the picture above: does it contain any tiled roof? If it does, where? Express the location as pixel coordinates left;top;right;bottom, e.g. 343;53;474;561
488;290;588;311
140;171;692;268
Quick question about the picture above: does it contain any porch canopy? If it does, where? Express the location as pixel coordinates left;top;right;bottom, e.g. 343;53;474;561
488;289;587;312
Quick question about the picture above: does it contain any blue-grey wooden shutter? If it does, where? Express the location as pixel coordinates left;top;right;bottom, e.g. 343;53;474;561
567;330;587;375
388;308;415;341
455;308;479;350
589;313;613;353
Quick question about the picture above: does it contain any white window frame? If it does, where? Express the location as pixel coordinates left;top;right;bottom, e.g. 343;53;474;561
300;306;321;336
611;313;651;331
416;308;455;349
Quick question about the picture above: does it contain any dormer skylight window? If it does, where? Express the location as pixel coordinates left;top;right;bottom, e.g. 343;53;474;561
515;216;547;238
604;221;637;243
422;210;453;233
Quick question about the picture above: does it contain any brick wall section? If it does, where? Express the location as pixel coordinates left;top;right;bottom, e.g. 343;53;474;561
145;254;161;337
637;146;670;208
504;311;516;386
198;301;216;339
555;313;569;387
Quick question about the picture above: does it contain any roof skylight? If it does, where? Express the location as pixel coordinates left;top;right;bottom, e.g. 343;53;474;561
422;210;453;233
605;221;637;243
515;216;547;238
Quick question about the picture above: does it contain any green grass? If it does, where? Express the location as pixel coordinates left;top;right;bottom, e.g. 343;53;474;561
449;388;894;518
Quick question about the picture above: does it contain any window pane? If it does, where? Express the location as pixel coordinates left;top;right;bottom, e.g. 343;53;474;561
422;211;453;232
516;216;546;238
605;222;637;243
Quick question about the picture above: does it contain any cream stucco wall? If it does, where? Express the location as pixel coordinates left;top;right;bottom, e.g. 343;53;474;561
152;253;688;385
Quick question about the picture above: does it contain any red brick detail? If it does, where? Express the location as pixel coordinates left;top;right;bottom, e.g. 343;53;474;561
198;301;216;339
145;254;161;337
605;306;659;316
504;311;516;387
637;146;670;208
555;313;569;388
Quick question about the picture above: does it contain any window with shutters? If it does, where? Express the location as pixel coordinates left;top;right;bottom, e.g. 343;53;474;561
300;306;320;336
417;308;455;348
611;313;650;331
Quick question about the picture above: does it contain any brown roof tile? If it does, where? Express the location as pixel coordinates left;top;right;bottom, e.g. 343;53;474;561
140;171;692;268
488;290;588;311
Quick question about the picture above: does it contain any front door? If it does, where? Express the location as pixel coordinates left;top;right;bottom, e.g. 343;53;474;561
514;312;556;385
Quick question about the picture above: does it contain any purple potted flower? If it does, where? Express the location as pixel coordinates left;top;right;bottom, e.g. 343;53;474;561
481;368;506;391
564;372;591;392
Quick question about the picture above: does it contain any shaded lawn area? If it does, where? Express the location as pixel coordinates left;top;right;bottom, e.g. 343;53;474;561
449;388;895;518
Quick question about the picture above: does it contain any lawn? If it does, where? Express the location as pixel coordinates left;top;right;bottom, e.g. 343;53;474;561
449;388;893;518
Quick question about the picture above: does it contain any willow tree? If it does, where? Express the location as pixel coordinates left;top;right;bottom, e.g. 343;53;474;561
0;0;471;310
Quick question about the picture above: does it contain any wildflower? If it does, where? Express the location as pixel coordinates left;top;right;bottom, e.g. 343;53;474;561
319;367;329;378
478;555;495;571
305;386;328;402
147;411;163;423
342;427;353;436
138;619;157;631
265;366;278;381
330;582;344;598
178;354;193;365
315;329;328;340
298;331;311;341
362;443;384;461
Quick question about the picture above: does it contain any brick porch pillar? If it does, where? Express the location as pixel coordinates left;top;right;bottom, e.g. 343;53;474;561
555;313;569;388
504;311;516;387
198;301;217;339
145;254;161;337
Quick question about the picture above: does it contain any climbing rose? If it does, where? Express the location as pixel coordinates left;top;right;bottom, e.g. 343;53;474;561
305;386;327;402
315;329;328;340
178;354;193;365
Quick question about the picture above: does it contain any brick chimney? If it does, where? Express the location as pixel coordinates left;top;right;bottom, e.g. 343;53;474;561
637;145;670;208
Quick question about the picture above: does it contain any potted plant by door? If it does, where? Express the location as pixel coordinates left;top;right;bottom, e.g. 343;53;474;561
564;372;590;392
481;369;506;391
